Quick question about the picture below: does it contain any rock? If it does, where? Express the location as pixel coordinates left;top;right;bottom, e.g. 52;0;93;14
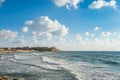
12;78;18;80
0;78;3;80
0;76;19;80
0;76;9;80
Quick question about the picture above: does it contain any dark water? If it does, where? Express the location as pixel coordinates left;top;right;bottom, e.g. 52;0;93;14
0;51;120;80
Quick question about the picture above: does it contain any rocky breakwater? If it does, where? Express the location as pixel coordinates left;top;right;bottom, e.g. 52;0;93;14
0;76;18;80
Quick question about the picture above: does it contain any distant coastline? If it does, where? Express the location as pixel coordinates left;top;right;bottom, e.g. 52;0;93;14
0;47;60;53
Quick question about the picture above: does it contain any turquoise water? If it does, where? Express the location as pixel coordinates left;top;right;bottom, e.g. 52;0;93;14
0;51;120;80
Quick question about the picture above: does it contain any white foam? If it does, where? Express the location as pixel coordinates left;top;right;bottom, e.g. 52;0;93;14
41;56;85;80
9;54;120;80
11;55;61;71
14;54;37;59
41;56;120;80
31;53;41;55
57;60;88;80
41;56;58;64
0;56;5;60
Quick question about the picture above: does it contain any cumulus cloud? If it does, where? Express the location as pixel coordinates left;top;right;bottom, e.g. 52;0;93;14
24;16;68;40
39;32;53;40
0;0;5;7
85;32;90;36
75;34;82;42
57;38;66;43
94;26;100;31
89;0;117;9
52;25;68;36
54;0;82;10
25;20;34;25
101;31;111;37
71;32;120;51
31;38;39;43
31;32;53;40
13;38;25;45
31;32;37;38
0;30;17;41
22;27;28;32
91;34;95;37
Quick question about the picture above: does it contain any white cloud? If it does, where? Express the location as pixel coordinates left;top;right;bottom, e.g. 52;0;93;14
52;25;68;36
25;20;34;25
0;0;5;7
85;32;90;36
57;38;66;42
39;32;53;40
101;31;111;37
31;32;53;40
54;0;83;10
22;27;28;32
0;30;17;41
68;31;120;51
75;34;82;42
71;35;120;51
94;26;100;31
89;0;117;9
31;32;37;38
91;34;95;37
13;38;25;45
24;16;68;38
31;38;38;43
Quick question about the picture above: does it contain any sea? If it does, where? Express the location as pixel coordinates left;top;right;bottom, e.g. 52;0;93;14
0;51;120;80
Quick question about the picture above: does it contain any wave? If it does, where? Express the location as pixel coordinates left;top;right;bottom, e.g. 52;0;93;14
41;56;87;80
41;56;59;65
101;60;120;65
11;54;82;80
10;53;120;80
10;54;62;71
0;56;5;60
9;59;61;71
14;54;38;59
13;54;108;80
40;56;120;80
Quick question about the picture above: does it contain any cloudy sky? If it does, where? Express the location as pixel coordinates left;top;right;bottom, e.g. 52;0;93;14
0;0;120;51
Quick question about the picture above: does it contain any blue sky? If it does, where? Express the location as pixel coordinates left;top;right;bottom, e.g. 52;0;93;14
0;0;120;51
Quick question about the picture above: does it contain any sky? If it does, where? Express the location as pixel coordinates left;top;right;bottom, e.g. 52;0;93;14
0;0;120;51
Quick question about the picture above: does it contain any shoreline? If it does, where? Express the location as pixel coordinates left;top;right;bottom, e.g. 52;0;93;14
0;47;60;54
0;50;33;54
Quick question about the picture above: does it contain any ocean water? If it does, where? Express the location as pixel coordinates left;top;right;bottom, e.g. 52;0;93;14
0;51;120;80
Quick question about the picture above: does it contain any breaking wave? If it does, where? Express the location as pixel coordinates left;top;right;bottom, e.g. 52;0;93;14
1;52;120;80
